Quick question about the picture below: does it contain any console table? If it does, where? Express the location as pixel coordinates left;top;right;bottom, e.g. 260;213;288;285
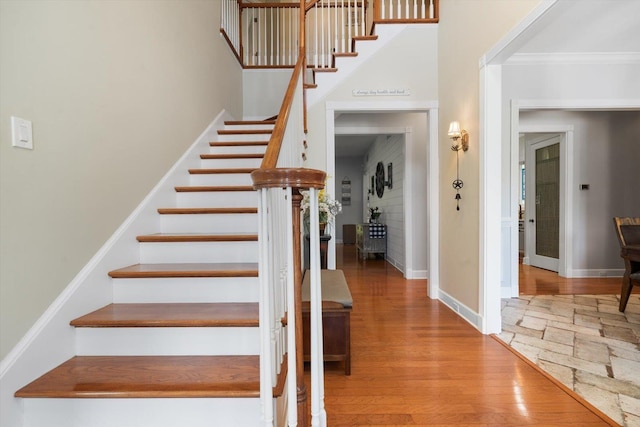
355;224;387;260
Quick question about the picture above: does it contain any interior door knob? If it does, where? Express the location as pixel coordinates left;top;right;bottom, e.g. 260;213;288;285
529;219;535;223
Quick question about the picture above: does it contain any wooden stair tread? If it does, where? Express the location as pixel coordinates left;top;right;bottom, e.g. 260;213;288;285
312;67;338;73
188;168;257;174
224;120;276;126
136;233;258;242
304;83;318;89
217;129;272;135
157;207;257;215
71;303;259;327
209;141;269;147
108;263;259;278
15;355;260;398
200;153;264;159
174;185;254;192
352;35;378;51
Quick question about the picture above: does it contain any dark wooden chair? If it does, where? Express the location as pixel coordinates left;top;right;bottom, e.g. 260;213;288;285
613;217;640;312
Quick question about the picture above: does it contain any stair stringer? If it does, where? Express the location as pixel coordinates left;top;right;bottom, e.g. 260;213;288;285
0;110;234;427
307;24;411;107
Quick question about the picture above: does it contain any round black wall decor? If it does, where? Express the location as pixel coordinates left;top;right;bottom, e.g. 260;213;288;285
375;162;385;198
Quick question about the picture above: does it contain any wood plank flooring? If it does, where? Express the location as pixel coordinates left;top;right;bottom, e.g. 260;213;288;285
310;244;613;426
519;263;639;296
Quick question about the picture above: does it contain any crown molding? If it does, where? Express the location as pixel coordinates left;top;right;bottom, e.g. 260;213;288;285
505;52;640;65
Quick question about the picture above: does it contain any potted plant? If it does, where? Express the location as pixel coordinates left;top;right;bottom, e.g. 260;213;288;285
369;207;381;223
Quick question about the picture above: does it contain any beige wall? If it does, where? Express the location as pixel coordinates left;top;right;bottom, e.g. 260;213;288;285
0;0;242;359
437;0;541;311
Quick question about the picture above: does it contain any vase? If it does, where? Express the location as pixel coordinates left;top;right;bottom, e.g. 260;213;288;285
319;222;327;235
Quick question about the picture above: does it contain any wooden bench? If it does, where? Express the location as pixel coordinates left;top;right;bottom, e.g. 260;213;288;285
301;269;353;375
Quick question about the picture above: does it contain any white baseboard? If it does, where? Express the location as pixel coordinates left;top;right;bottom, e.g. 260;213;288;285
565;268;624;278
406;269;428;280
437;290;482;332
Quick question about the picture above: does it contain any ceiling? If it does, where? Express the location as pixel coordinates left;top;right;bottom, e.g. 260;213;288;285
498;0;640;61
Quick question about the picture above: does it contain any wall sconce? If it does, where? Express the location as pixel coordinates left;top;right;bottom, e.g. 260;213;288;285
448;121;469;211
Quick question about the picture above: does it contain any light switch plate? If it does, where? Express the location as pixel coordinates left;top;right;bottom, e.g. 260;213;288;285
11;116;33;150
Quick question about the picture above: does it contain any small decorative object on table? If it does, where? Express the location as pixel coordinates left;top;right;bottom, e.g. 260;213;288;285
369;207;381;223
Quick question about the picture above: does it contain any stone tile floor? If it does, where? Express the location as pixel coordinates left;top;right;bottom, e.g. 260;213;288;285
498;294;640;427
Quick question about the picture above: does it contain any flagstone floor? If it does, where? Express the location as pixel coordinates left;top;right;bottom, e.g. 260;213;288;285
498;294;640;427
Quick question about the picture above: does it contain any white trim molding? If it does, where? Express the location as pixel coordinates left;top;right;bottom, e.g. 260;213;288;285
506;52;640;65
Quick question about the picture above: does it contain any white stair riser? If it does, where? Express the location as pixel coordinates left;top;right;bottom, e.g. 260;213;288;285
23;398;262;427
224;124;274;131
200;158;262;168
189;173;253;186
76;327;259;356
113;277;259;303
160;214;258;234
216;133;271;142
209;145;267;155
177;191;258;208
139;241;258;263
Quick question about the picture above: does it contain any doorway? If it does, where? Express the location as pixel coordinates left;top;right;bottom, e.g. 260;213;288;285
324;100;439;297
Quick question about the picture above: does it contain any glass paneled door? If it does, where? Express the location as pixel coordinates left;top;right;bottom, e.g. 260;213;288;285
525;135;561;272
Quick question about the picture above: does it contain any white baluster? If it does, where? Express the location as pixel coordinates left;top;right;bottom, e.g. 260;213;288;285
333;0;340;53
347;0;352;52
258;188;274;427
314;5;319;67
321;1;326;68
360;0;365;37
397;0;401;19
429;0;434;19
309;187;327;427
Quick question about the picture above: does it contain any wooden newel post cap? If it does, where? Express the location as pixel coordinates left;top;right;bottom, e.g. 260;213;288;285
251;168;326;190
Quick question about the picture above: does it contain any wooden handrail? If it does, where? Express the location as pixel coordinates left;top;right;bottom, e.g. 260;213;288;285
259;53;306;169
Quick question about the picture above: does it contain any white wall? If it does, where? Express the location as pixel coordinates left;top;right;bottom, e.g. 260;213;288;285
364;135;406;271
0;1;243;360
520;110;640;274
334;157;365;242
242;69;292;119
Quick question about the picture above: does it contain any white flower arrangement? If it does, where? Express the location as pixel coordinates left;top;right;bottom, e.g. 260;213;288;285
301;189;342;224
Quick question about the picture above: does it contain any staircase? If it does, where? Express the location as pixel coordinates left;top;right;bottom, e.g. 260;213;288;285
15;120;284;427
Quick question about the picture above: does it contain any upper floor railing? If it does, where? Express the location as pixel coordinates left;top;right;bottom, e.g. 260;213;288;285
221;0;438;69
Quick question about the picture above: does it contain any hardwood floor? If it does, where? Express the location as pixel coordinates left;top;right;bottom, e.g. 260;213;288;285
519;263;638;296
311;245;614;426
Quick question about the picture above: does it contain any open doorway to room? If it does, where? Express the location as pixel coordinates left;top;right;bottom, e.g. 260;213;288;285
334;132;406;272
510;109;640;297
323;101;439;295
